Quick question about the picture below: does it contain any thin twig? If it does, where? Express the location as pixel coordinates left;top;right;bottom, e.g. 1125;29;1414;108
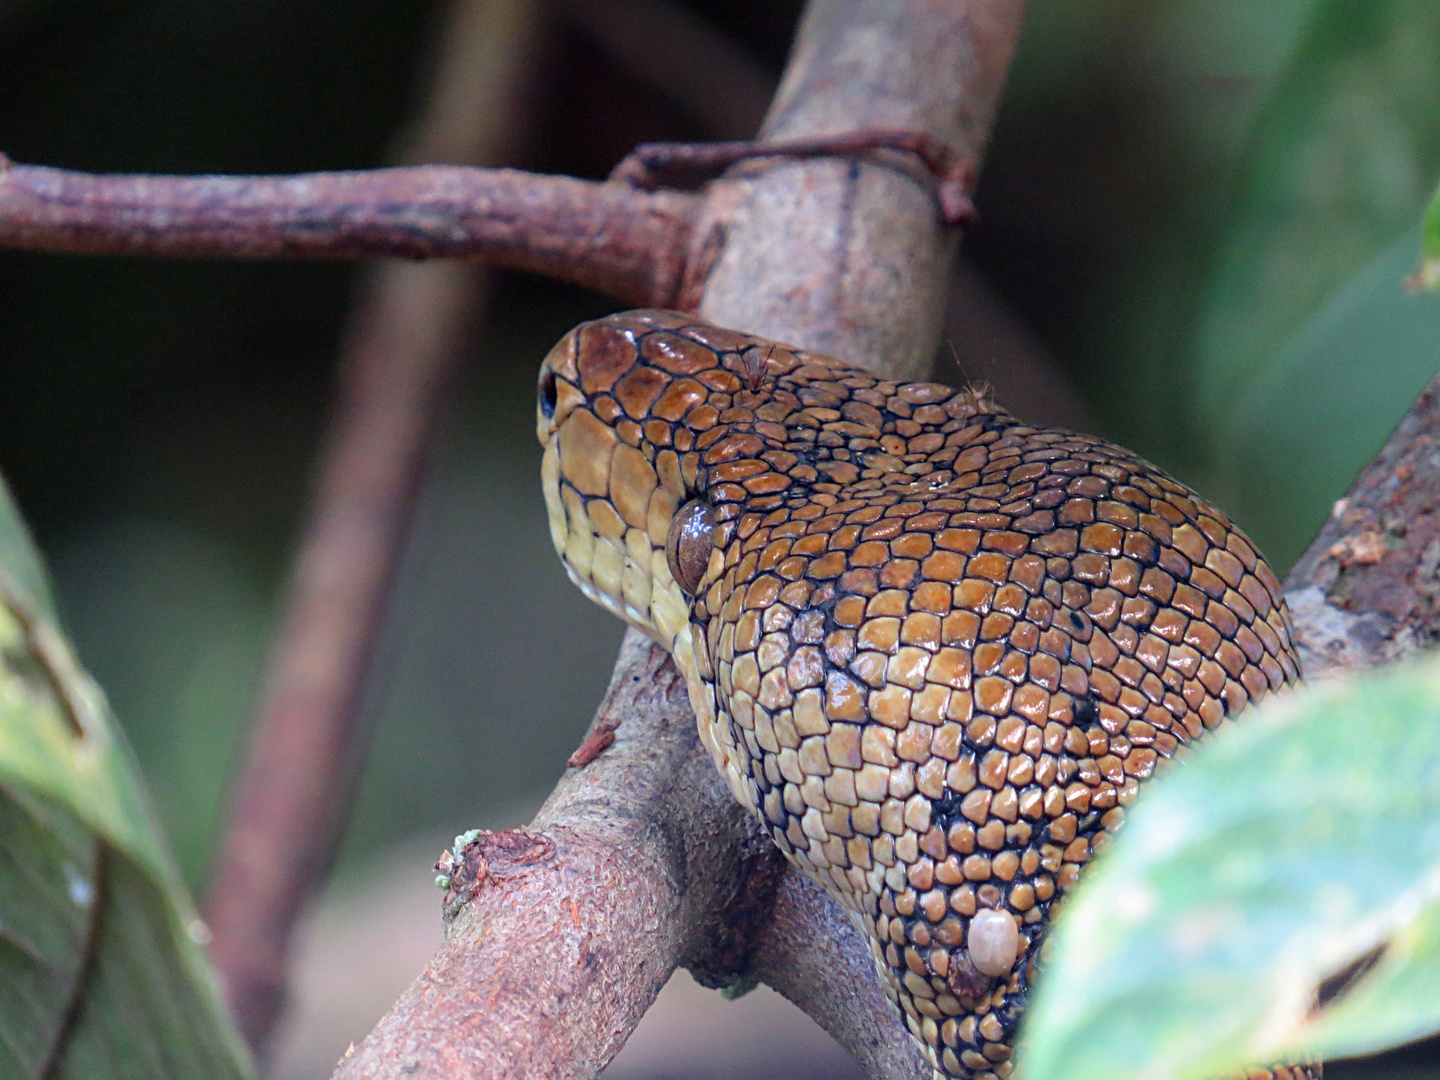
204;0;546;1053
609;129;978;225
0;160;697;307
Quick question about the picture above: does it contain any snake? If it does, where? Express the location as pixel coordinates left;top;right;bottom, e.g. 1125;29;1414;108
536;309;1311;1080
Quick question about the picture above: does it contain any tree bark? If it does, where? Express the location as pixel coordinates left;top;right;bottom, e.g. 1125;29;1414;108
0;160;698;307
1285;368;1440;678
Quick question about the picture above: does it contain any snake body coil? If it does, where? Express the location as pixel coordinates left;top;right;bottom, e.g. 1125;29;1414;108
537;310;1306;1080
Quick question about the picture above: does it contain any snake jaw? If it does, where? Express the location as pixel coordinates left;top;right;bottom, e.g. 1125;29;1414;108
539;310;1304;1080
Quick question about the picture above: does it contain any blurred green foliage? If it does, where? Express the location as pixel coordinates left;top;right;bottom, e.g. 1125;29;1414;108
975;0;1440;570
0;480;253;1078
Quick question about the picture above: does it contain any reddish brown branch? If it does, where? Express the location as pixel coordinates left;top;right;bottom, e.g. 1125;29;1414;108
750;871;933;1080
336;632;785;1080
696;0;1027;380
0;160;697;307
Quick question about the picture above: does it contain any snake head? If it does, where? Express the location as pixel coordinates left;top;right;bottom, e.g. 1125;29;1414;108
536;309;815;650
538;310;693;647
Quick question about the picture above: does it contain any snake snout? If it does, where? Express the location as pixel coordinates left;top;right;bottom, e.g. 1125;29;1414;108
537;313;710;652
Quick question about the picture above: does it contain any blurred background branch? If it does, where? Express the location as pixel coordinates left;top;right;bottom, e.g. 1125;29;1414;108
203;0;545;1053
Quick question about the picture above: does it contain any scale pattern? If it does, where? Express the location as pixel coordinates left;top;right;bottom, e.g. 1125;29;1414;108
536;310;1307;1080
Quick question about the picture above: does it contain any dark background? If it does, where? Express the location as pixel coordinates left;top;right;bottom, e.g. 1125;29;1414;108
1;0;1438;1075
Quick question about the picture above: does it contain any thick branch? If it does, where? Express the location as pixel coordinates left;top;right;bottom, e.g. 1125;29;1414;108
1285;369;1440;679
335;632;787;1079
698;0;1026;377
0;160;697;307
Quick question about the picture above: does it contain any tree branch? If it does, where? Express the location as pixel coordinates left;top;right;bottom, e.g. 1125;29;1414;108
0;160;697;307
1285;369;1440;679
336;632;789;1079
749;872;932;1080
697;0;1026;378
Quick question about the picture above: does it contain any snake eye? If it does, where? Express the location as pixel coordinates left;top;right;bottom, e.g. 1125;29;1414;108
538;369;558;420
666;499;715;596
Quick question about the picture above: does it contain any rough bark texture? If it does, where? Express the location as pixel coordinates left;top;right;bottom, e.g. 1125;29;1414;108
751;873;933;1080
1285;369;1440;679
697;0;1026;379
0;161;697;307
336;633;786;1079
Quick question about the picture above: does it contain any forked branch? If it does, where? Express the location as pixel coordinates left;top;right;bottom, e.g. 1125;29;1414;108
337;0;1028;1076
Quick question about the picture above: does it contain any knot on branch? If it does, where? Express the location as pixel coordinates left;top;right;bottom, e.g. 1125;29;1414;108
683;841;789;990
436;828;557;924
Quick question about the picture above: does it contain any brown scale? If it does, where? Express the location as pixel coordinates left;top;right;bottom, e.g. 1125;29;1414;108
535;310;1315;1080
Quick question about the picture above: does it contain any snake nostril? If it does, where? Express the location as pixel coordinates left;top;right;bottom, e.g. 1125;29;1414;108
538;369;558;420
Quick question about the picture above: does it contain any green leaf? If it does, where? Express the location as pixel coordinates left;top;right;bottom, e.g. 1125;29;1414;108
0;489;254;1077
1189;0;1440;432
1207;228;1440;571
1018;654;1440;1080
1407;180;1440;291
0;475;56;626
